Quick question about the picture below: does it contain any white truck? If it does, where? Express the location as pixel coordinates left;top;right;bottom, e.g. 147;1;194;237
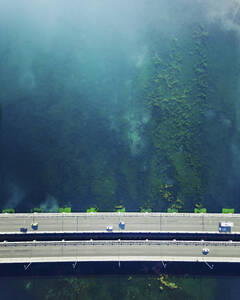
218;222;233;233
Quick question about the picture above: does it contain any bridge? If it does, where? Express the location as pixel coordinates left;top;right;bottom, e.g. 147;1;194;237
0;212;239;275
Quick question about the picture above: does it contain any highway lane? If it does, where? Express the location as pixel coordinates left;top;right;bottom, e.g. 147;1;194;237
0;213;239;234
0;240;240;263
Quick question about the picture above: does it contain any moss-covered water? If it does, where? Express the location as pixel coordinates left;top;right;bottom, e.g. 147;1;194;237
1;0;240;298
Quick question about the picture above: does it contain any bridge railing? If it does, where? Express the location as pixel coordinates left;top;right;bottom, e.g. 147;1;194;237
0;240;239;248
0;212;239;218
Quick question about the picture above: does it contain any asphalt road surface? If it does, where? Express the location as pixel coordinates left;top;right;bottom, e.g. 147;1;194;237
0;213;238;234
0;240;239;263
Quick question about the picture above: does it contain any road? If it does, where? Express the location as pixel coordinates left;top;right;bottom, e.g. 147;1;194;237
0;212;238;234
0;240;239;263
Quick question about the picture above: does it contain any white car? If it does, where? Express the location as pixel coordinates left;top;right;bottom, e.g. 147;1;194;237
106;225;113;232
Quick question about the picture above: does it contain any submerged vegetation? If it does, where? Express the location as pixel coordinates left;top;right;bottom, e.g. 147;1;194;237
23;274;217;300
2;208;15;213
137;25;209;211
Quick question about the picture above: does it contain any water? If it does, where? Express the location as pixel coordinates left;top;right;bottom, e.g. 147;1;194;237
1;275;240;300
1;0;240;298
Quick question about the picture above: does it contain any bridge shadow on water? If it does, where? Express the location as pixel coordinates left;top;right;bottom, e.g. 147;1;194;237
1;261;240;277
2;232;240;242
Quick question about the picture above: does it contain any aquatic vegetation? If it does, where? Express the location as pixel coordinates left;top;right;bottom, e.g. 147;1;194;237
194;208;207;213
194;201;207;213
158;275;179;290
141;24;211;211
2;208;15;213
30;208;43;213
114;205;126;213
25;274;218;300
86;207;98;213
222;208;235;214
59;207;71;213
140;208;152;213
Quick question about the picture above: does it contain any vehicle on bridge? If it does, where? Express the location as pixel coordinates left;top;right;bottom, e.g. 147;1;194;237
106;225;113;232
119;221;125;229
20;227;27;233
219;222;233;233
202;248;210;255
31;223;38;230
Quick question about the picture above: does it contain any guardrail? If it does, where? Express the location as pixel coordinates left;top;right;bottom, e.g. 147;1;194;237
0;239;239;247
0;212;239;217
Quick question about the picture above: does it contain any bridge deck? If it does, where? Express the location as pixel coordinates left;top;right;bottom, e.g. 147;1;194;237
0;240;240;264
0;212;239;234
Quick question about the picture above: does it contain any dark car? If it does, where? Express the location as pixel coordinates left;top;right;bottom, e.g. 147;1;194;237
20;227;27;233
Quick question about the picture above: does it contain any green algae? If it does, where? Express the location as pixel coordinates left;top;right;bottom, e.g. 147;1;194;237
59;207;71;213
140;208;152;213
24;274;217;300
86;207;98;213
141;24;210;211
2;208;15;213
222;208;235;214
30;208;43;213
114;204;126;212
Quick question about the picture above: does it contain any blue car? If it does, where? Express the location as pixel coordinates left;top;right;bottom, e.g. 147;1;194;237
119;221;125;230
20;227;27;233
31;223;38;230
202;248;210;255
